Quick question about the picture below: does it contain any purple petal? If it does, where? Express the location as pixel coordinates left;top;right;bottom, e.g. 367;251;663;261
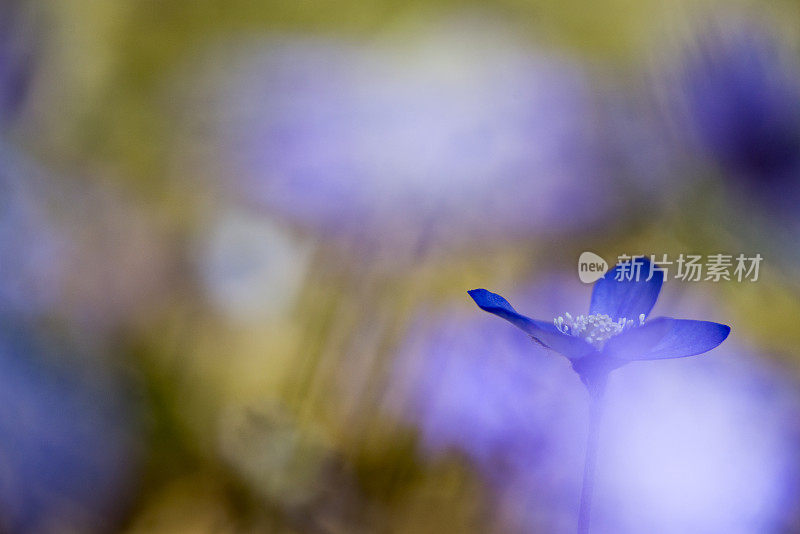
468;289;596;361
589;257;663;320
609;318;731;360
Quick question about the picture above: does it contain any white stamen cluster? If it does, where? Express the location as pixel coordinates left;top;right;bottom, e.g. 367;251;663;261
554;312;646;348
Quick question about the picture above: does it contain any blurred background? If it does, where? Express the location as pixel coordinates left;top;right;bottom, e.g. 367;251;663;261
3;0;800;532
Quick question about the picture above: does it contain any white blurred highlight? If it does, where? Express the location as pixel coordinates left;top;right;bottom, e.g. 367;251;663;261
195;208;311;322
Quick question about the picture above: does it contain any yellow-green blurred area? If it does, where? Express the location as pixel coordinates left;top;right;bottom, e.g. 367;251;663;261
5;0;800;532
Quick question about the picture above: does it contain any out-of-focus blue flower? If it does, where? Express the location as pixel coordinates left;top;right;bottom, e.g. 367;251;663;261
0;319;141;533
593;346;800;533
678;20;800;193
392;315;578;465
203;21;619;243
469;257;730;392
0;0;40;122
389;279;589;531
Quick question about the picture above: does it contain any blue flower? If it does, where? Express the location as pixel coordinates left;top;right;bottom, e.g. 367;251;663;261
679;20;800;187
0;319;141;533
469;258;730;392
390;311;583;469
394;278;793;531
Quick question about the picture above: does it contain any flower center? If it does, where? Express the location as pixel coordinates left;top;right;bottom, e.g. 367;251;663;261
553;312;645;349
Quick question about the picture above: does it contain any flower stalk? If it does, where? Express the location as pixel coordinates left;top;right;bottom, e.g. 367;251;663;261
578;377;606;534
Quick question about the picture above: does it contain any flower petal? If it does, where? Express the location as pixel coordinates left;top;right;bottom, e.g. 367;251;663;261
467;289;597;361
602;317;676;360
589;257;663;320
606;317;730;360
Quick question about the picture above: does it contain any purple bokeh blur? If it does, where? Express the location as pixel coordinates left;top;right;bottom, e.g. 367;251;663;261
198;21;623;246
676;19;800;203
